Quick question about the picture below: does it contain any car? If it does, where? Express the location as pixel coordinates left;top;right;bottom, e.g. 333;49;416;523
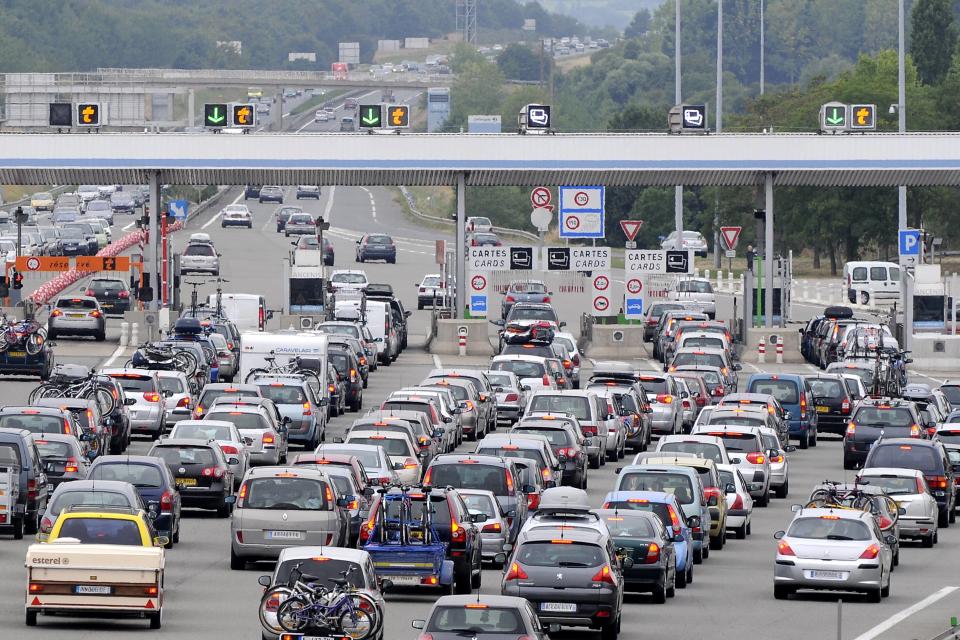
671;278;717;317
643;302;687;342
500;526;624;637
231;465;350;569
47;506;163;547
344;430;421;484
329;269;369;292
315;443;398;487
30;192;54;211
28;399;109;461
251;374;325;449
655;433;730;463
456;488;510;565
773;507;894;601
844;398;926;469
597;508;677;601
56;225;87;254
805;373;855;435
863;437;955;526
62;221;100;254
661;229;708;256
588;386;633;462
38;479;144;542
181;240;220;274
220;204;253;228
76;185;100;203
501;280;552;319
857;467;939;546
356;233;396;263
468;232;501;246
85;199;115;224
86;455;182;546
512;417;588;489
417;273;444;309
423;369;498;437
411;595;551;639
289;451;369;495
314;110;330;122
486;370;528;426
296;185;321;199
84;277;132;314
328;346;364;411
109;190;136;213
148;438;235;516
205;402;289;466
466;216;493;233
100;369;168;438
636;374;684;437
654;311;709;362
0;428;50;536
206;332;236;382
316;465;369;546
244;185;262;200
259;185;284;203
193;383;262;419
33;433;89;488
273;205;303;232
47;296;106;341
745;373;819;449
475;434;561;488
293;234;335;265
356;412;441;466
284;212;316;237
167;420;250;487
525;390;610;469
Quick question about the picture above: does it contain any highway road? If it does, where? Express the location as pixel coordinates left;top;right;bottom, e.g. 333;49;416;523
1;179;959;640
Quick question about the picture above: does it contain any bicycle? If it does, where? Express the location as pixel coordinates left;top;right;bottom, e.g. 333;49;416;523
806;480;874;511
260;564;380;639
124;342;199;377
0;316;46;356
28;371;116;415
244;350;321;388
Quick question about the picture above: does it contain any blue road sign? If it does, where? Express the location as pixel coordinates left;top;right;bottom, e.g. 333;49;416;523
470;294;487;316
899;228;921;267
624;297;644;320
168;199;188;220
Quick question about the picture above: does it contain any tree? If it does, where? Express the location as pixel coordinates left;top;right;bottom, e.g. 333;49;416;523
911;0;956;85
624;9;652;39
496;44;541;81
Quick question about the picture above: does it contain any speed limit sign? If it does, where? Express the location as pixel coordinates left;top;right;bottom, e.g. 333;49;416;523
626;278;642;295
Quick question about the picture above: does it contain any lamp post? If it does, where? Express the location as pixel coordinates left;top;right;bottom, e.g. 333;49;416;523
674;0;684;243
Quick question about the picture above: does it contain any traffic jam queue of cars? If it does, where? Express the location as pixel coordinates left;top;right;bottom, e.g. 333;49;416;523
6;241;960;640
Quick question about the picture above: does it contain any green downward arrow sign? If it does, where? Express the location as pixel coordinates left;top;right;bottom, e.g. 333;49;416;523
208;107;225;124
826;107;844;125
362;107;380;126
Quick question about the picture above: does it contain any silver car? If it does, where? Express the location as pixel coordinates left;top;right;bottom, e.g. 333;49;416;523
206;404;288;466
230;466;350;569
486;370;528;425
48;296;106;341
101;369;168;437
167;419;251;489
661;230;709;256
774;507;894;601
459;488;510;564
156;370;194;426
181;240;220;275
221;203;253;228
637;374;683;436
857;467;939;546
283;212;316;237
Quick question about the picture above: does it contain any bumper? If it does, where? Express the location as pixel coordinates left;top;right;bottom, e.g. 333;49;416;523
259;196;283;203
181;263;219;273
897;515;936;538
297;191;321;199
774;558;883;592
164;408;192;425
287;421;318;446
788;419;813;437
98;299;131;314
178;485;228;508
623;565;667;591
500;584;619;628
496;405;522;423
815;412;850;434
843;439;872;464
726;509;749;528
479;533;507;560
360;250;396;261
250;448;282;465
222;218;251;227
129;408;164;434
48;319;103;335
650;413;675;434
769;465;788;488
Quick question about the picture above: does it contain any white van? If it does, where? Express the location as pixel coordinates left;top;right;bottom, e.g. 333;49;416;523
210;293;269;332
843;261;901;306
238;332;329;390
365;299;398;365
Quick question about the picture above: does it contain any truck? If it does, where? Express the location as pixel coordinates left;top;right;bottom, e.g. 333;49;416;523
282;259;326;329
331;62;348;80
24;540;165;628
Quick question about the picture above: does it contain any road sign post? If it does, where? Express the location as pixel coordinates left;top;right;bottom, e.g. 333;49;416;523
626;250;694;275
590;272;616;318
820;102;848;132
720;226;742;271
619;220;642;249
203;103;228;128
624;276;644;320
469;272;488;318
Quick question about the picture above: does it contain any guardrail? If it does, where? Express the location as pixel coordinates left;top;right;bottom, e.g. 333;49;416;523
398;186;540;243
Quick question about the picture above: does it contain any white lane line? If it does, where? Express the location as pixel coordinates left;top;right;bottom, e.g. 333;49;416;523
911;370;946;385
202;190;243;229
260;211;275;233
851;586;958;640
323;186;337;223
122;221;136;232
744;362;763;373
432;354;442;368
100;344;126;368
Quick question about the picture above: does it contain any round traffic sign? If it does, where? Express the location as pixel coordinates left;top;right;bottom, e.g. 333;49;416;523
530;207;552;231
25;257;40;271
593;275;609;291
564;215;580;231
593;295;610;312
574;191;590;207
530;187;551;208
626;278;642;294
470;274;487;291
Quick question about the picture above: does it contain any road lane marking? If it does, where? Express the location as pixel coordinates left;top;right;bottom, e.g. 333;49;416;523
323;186;337;223
432;354;442;368
202;190;243;229
910;370;946;385
100;344;126;368
850;586;958;640
122;221;136;231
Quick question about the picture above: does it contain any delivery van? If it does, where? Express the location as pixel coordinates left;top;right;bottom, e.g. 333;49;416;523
210;293;269;332
364;300;398;365
843;261;900;306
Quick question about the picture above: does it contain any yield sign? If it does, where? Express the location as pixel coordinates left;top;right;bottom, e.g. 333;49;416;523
720;226;742;251
620;220;643;242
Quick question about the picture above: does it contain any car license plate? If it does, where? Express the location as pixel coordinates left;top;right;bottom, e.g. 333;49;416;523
409;530;424;541
74;585;112;594
268;530;304;540
302;636;337;640
541;602;577;613
177;477;197;486
816;405;830;413
807;570;845;580
68;313;85;318
8;351;25;357
386;575;421;586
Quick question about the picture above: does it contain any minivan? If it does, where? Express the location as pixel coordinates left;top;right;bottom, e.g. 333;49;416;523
0;428;49;537
745;373;818;449
844;261;900;306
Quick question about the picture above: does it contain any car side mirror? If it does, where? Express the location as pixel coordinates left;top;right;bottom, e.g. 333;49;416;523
521;385;531;392
707;495;718;506
242;437;254;446
905;358;913;364
522;484;536;494
687;516;700;528
393;462;405;470
163;390;174;398
899;507;906;515
227;457;240;465
379;578;393;592
125;398;136;406
363;486;375;498
442;416;452;423
784;445;797;453
258;575;272;588
470;511;488;523
733;363;742;371
506;510;517;518
336;496;349;507
621;557;635;569
432;428;445;439
412;620;426;630
154;536;170;547
768;449;779;458
224;495;236;505
493;319;505;326
783;411;792;419
774;530;786;539
559;321;567;328
725;483;736;494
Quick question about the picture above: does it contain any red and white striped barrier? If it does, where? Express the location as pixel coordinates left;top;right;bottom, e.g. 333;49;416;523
776;336;784;364
758;337;766;364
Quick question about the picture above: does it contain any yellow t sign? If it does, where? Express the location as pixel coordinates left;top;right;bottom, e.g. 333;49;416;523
856;107;871;125
81;105;95;123
237;107;250;124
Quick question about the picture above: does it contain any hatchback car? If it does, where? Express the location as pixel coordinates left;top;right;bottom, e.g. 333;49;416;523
33;433;89;488
844;399;926;469
37;479;143;542
412;594;551;640
100;369;167;437
221;204;253;228
283;212;316;237
717;463;755;539
356;233;396;263
258;186;284;204
205;403;289;466
167;419;250;487
501;280;552;319
193;383;262;419
863;437;955;527
181;240;220;275
156;370;194;426
148;438;235;516
857;467;939;546
458;488;511;565
417;274;444;310
274;205;303;232
344;430;421;484
746;373;818;449
597;508;676;602
636;374;684;437
84;277;132;314
805;373;854;435
252;374;325;449
512;417;588;489
48;296;106;341
296;185;321;199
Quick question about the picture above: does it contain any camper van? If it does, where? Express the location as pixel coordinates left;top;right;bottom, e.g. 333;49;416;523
843;261;901;306
238;331;329;396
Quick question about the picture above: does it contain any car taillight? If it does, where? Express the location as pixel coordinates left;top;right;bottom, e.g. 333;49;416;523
39;516;53;534
84;289;94;296
731;493;744;511
845;422;856;437
910;424;921;437
645;543;661;564
328;384;336;394
581;425;597;437
259;307;266;330
667;505;681;536
303;402;312;416
504;393;519;402
927;475;949;490
504;562;528;581
90;310;102;318
220;444;239;455
542;374;551;385
27;479;36;500
504;469;514;492
746;452;765;464
50;309;63;317
928;427;937;437
403;458;419;470
656;394;673;404
769;454;784;463
878;516;893;530
778;541;796;556
160;489;174;512
451;517;465;543
202;467;226;478
841;399;850;414
419;287;426;293
859;544;880;559
265;593;282;612
143;392;160;402
482;522;502;533
417;634;434;640
176;397;191;408
562;359;572;370
713;386;724;396
263;434;275;445
64;457;79;473
527;492;540;510
800;394;807;418
591;564;616;585
360;508;377;544
505;295;515;303
194;405;204;417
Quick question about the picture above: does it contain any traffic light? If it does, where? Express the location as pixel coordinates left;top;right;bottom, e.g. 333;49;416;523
204;103;229;128
386;105;409;128
232;103;256;127
0;276;8;298
76;103;101;127
12;270;23;290
359;104;383;128
48;103;72;127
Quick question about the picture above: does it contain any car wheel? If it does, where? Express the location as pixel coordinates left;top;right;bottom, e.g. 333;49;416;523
950;506;957;524
736;522;747;539
799;429;809;449
230;547;245;570
580;471;588;490
216;499;231;518
417;302;424;310
95;330;106;342
693;545;703;564
589;455;600;470
867;581;882;603
676;562;688;588
773;585;791;600
470;563;482;589
149;610;162;629
454;561;472;594
757;492;769;507
709;534;722;550
24;511;39;535
881;574;891;598
939;507;950;528
922;533;935;548
652;581;667;604
775;481;789;499
843;456;856;470
746;522;752;535
685;563;693;584
12;515;23;540
665;567;676;598
25;610;37;626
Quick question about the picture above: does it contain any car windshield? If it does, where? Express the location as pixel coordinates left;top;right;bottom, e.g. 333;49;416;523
809;378;845;399
672;353;724;368
749;380;799;404
422;276;441;287
703;432;759;453
51;490;132;515
34;439;74;458
206;411;267;430
332;273;366;284
57;518;143;545
528;395;589;421
788;517;871;541
57;298;97;310
600;514;657;537
937;428;960;444
153;446;216;466
511;282;547;294
346;437;410;456
491;360;545;378
0;414;65;433
707;415;764;428
89;463;163;488
480;446;545;467
853;407;914;428
109;375;154;393
59;227;82;238
513;427;568;446
172;423;233;441
862;475;921;495
244;477;329;510
91;280;125;293
274;558;362;589
486;373;514;387
427;607;524;634
517;540;604;567
508;307;557;322
428;463;508;494
258;385;306;404
868;444;940;474
619;473;694;503
659;442;723;462
289;215;313;224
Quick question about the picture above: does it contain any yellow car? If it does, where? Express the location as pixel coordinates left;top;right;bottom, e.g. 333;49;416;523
30;192;54;211
46;507;168;547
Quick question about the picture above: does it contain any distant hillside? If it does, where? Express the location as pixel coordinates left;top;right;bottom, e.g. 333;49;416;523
537;0;664;29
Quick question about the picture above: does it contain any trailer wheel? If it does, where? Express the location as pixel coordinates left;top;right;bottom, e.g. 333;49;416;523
25;610;37;626
149;609;162;629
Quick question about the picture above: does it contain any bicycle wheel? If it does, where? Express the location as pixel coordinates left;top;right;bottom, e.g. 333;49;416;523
276;596;311;632
28;383;60;404
850;494;873;511
350;593;381;635
34;384;66;400
245;368;271;383
174;351;198;377
338;608;374;640
295;368;322;389
808;489;834;504
25;333;43;356
258;587;292;635
0;336;8;353
83;386;116;416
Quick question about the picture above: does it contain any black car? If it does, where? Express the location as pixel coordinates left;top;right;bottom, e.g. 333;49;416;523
58;227;89;256
844;398;926;469
85;277;132;314
0;427;50;537
328;345;363;412
864;437;956;527
274;205;303;232
805;373;853;435
243;185;262;200
355;233;396;264
148;439;235;517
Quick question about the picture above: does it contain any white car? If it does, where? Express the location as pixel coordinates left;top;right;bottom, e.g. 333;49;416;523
671;279;717;318
466;216;493;233
661;230;709;256
167;419;251;488
857;467;939;546
343;431;420;484
717;463;753;539
329;269;369;292
220;204;253;229
655;434;730;464
314;110;329;122
417;273;444;310
490;355;557;393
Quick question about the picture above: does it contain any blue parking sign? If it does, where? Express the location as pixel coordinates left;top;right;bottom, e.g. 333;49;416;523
624;297;644;320
470;294;487;317
898;228;920;266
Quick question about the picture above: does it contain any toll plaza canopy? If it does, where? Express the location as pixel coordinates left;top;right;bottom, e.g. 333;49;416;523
0;131;959;187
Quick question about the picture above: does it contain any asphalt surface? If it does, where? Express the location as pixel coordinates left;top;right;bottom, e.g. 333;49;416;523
2;90;960;639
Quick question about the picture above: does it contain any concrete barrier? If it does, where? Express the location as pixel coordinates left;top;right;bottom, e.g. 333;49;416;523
585;325;647;359
742;327;803;364
910;334;960;372
429;319;494;357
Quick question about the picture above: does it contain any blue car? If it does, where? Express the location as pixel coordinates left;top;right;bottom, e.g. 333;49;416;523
355;233;396;264
87;455;182;548
745;373;818;449
602;490;695;588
